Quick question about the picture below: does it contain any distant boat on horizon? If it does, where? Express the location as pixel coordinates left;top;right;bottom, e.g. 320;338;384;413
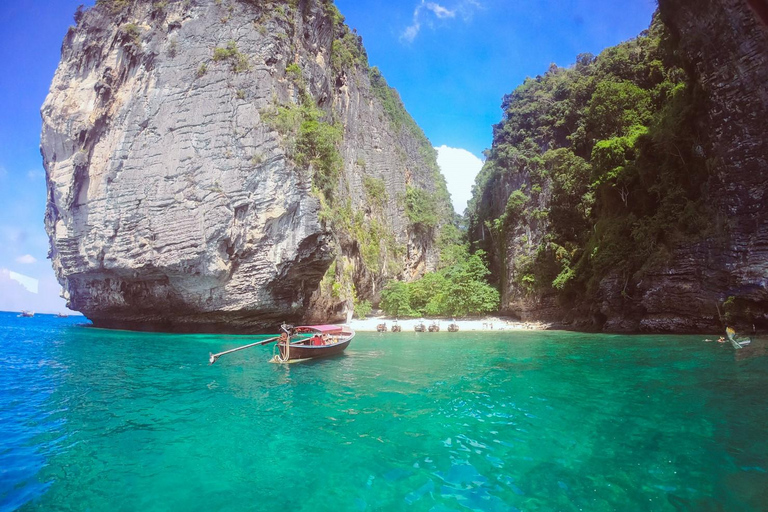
55;313;69;318
18;310;35;318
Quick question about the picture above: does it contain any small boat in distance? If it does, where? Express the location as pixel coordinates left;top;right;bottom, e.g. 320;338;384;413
726;326;751;349
18;310;34;318
448;321;459;332
391;320;402;332
428;321;440;332
209;324;354;365
414;320;426;332
55;313;69;318
377;323;387;332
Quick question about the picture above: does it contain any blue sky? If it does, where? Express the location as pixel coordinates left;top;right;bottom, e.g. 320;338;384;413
0;0;655;313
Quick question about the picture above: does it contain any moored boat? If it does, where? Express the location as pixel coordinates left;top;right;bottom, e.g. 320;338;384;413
272;325;355;363
391;320;402;332
377;323;387;332
209;323;354;365
428;321;440;332
414;320;426;332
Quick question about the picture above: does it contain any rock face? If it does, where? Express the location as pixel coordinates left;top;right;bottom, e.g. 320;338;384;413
645;0;768;333
42;0;450;332
468;1;768;333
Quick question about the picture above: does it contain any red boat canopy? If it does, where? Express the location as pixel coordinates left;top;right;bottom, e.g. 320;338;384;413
295;325;344;334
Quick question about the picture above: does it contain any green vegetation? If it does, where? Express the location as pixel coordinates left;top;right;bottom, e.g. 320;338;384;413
285;62;302;81
362;176;387;210
468;14;711;306
121;23;141;45
96;0;130;15
354;300;373;319
263;98;342;199
723;296;757;325
212;41;250;73
405;185;439;230
152;1;168;14
332;31;368;75
323;1;368;76
380;246;500;318
262;63;343;201
196;62;207;77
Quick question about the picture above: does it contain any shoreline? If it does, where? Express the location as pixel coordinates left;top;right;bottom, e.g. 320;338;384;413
347;315;550;332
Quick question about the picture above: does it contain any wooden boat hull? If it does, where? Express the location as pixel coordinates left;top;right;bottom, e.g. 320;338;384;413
276;336;353;362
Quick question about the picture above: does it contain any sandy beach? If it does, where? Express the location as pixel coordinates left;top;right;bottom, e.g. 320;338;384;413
347;315;550;332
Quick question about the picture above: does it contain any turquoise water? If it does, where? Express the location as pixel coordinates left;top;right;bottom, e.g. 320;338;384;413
2;312;767;511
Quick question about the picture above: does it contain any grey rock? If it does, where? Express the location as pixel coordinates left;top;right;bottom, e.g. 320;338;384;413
41;0;450;332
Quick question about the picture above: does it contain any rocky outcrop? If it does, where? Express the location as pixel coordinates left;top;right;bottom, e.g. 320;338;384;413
469;1;768;333
41;0;450;332
645;0;768;333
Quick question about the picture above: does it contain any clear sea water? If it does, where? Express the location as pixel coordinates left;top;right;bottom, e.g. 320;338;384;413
1;311;767;512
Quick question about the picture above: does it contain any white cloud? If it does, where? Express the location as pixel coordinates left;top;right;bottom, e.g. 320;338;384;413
8;270;39;294
425;2;456;19
402;22;421;43
27;169;45;180
1;268;75;314
401;0;477;42
436;145;484;214
16;254;37;264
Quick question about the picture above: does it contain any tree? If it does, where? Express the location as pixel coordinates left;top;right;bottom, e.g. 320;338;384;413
380;281;416;317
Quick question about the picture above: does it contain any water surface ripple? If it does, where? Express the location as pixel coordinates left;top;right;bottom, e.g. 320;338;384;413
1;312;767;511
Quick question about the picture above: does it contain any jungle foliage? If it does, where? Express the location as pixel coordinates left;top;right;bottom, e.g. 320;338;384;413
380;227;500;318
468;14;712;305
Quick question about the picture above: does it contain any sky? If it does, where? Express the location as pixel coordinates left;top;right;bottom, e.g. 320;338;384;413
0;0;655;314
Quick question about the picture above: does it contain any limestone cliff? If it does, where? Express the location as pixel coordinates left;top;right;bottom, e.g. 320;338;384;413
41;0;451;332
468;2;767;333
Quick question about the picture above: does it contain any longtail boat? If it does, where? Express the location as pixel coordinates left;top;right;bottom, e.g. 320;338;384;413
272;325;355;363
726;326;751;349
209;324;354;365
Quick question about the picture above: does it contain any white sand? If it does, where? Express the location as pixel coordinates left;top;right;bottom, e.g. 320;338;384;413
346;315;550;332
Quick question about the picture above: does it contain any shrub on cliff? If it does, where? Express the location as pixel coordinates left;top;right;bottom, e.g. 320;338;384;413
405;186;439;230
